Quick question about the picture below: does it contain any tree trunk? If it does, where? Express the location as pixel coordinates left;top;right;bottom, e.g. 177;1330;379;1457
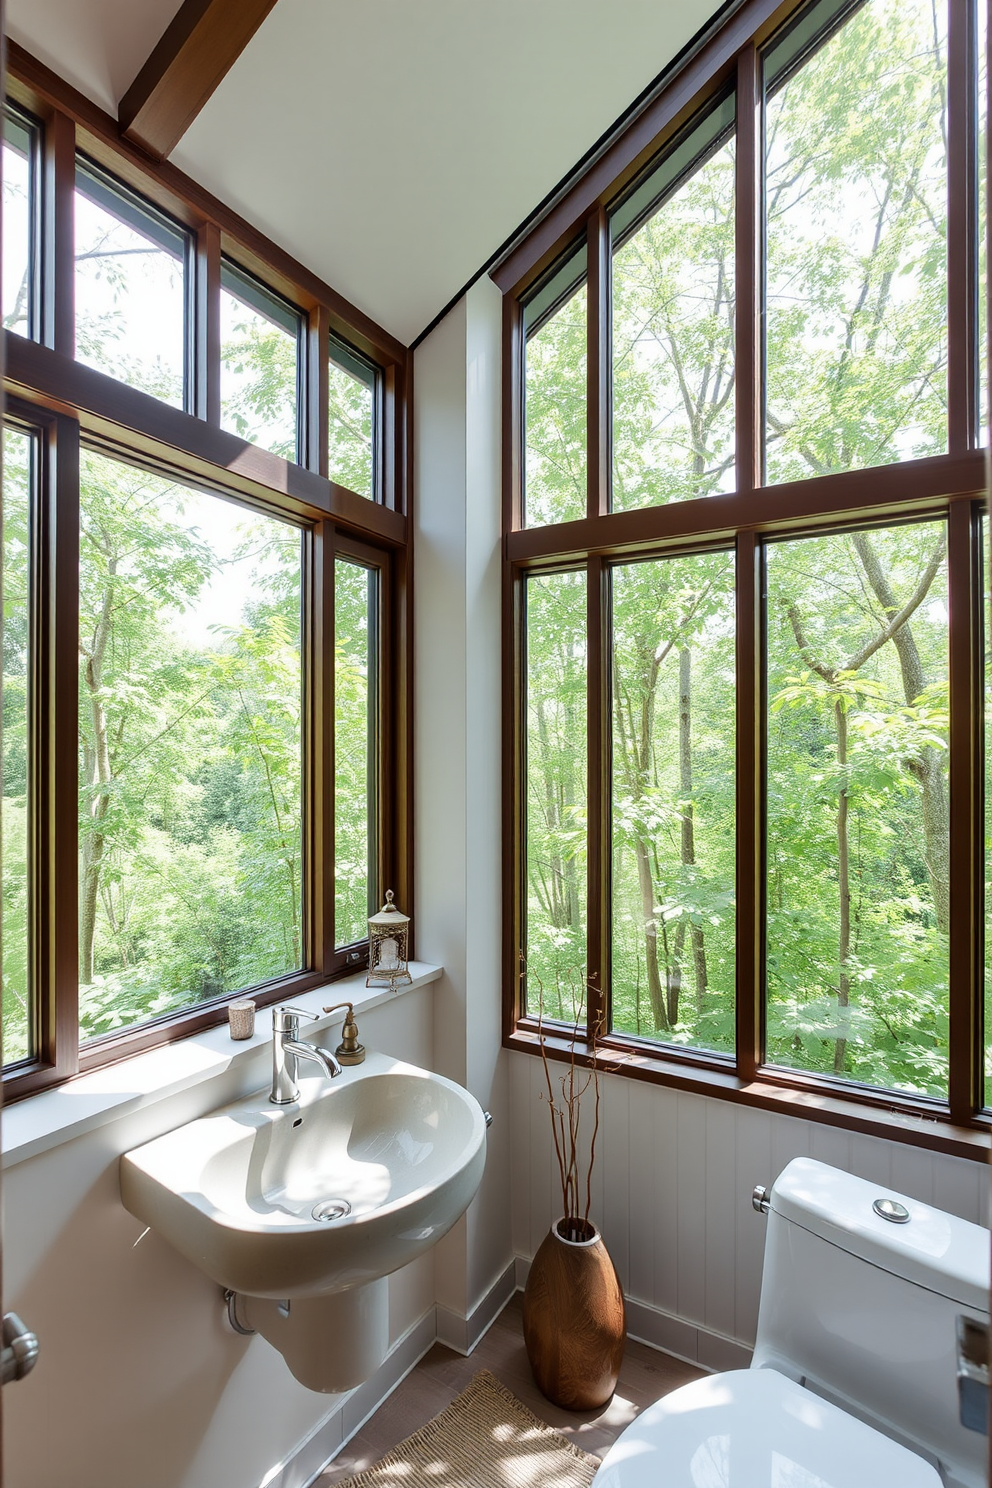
852;532;949;932
678;647;708;1015
635;835;668;1030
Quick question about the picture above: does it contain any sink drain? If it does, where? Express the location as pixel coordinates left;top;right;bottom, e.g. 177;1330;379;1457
311;1198;352;1222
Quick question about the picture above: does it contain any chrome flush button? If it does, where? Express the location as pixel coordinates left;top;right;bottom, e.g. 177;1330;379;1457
873;1197;911;1224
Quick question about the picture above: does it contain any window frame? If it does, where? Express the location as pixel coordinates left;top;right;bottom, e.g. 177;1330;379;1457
1;50;413;1100
498;0;988;1159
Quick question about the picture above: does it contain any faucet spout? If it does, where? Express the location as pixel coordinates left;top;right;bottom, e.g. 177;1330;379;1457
269;1006;343;1103
282;1040;342;1080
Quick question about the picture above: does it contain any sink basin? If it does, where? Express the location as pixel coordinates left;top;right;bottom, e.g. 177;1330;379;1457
120;1052;487;1299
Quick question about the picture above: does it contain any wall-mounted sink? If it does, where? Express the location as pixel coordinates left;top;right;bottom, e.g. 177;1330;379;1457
120;1052;487;1301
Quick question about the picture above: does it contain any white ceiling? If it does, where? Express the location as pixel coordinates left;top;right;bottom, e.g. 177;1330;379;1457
10;0;723;346
8;0;184;117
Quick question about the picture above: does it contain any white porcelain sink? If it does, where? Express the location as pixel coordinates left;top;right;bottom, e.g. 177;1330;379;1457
120;1052;487;1300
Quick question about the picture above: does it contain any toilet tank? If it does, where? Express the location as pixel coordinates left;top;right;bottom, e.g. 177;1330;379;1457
751;1157;989;1488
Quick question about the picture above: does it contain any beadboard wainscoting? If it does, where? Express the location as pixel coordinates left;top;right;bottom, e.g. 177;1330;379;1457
509;1051;989;1364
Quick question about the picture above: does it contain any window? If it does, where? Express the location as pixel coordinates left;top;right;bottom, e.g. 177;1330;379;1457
764;521;949;1095
3;107;39;338
220;261;302;461
75;159;189;407
523;246;587;527
502;0;987;1142
2;427;35;1065
334;555;378;947
328;336;377;498
524;569;587;1015
78;450;304;1041
2;62;409;1099
612;98;736;510
611;550;736;1052
764;0;948;479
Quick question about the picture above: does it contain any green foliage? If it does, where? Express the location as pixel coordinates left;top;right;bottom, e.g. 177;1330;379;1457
525;290;587;526
72;448;306;1041
328;362;375;499
2;430;31;1062
220;300;297;460
525;571;587;1016
335;559;374;946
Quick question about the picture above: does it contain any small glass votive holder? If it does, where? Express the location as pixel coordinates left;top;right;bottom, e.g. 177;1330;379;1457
228;999;256;1040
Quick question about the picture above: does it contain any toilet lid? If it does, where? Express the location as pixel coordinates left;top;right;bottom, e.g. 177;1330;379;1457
591;1369;943;1488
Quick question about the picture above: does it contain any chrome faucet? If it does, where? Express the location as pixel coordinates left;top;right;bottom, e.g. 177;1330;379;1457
270;1006;342;1104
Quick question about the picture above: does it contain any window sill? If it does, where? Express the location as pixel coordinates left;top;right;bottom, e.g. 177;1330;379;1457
2;963;442;1170
505;1028;991;1163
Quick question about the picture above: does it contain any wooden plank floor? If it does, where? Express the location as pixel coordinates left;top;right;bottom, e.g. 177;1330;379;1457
316;1294;705;1483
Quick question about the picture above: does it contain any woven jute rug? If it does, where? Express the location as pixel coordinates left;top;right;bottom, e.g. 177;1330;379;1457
332;1369;600;1488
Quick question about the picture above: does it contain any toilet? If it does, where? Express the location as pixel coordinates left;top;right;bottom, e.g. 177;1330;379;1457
593;1157;989;1488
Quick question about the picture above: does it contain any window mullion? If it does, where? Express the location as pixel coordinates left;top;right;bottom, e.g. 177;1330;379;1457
307;304;330;477
586;556;608;1042
735;45;761;494
312;520;335;973
42;108;74;358
948;0;978;454
947;498;982;1120
735;528;762;1081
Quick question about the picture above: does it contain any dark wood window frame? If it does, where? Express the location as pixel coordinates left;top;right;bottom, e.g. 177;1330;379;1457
2;47;414;1102
498;0;990;1161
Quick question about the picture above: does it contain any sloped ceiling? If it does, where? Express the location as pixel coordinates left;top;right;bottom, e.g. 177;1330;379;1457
8;0;723;345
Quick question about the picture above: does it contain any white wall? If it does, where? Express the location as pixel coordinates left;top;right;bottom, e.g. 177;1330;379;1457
414;275;513;1338
3;990;437;1488
510;1050;989;1368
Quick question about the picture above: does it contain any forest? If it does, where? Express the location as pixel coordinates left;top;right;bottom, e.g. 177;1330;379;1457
523;0;977;1098
1;161;375;1060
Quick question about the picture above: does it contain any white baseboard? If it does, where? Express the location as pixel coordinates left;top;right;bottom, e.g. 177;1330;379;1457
513;1254;753;1374
435;1259;517;1355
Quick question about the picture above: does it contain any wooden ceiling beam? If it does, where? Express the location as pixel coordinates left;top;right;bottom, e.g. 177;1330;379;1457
118;0;280;162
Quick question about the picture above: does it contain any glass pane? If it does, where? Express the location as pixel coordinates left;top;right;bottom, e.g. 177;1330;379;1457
524;249;587;527
78;449;303;1040
979;0;988;446
765;521;949;1096
524;570;587;1019
765;0;948;481
2;429;34;1064
611;552;736;1051
3;111;36;338
75;161;187;407
329;338;375;498
220;263;300;461
335;557;376;947
612;109;736;511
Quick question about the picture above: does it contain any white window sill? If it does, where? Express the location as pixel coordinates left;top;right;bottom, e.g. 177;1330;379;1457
1;963;442;1169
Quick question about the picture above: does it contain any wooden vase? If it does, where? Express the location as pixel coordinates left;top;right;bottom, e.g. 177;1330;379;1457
522;1218;626;1410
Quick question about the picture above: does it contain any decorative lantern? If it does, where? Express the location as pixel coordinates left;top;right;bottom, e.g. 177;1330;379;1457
367;890;411;989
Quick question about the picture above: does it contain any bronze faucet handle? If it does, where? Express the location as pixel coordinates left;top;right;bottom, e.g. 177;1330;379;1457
321;1002;366;1065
